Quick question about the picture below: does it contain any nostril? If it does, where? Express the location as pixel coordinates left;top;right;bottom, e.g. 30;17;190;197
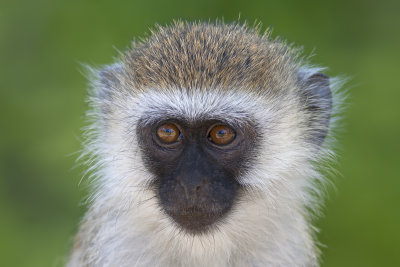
177;176;189;198
177;175;208;196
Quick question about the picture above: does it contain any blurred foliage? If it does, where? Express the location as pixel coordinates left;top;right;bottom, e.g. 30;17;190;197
0;0;399;266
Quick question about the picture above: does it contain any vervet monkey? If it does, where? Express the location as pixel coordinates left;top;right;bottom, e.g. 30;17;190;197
68;21;342;267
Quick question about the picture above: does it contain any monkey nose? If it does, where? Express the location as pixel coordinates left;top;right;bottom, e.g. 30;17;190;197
177;175;208;201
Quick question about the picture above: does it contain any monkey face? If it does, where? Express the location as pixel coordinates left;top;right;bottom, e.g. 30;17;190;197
70;23;340;267
137;118;258;234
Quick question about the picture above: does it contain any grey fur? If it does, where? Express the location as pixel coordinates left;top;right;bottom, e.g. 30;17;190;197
68;21;342;267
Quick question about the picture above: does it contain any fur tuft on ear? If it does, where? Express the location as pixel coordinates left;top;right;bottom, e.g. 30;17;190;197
97;63;123;101
92;64;124;116
298;69;333;146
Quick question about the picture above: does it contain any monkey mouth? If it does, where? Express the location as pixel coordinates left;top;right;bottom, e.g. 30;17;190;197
165;206;228;233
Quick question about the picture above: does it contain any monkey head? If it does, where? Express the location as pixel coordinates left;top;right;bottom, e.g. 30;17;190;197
71;22;340;267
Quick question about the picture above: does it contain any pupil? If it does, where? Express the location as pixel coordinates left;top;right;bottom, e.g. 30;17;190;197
165;129;172;135
217;130;225;138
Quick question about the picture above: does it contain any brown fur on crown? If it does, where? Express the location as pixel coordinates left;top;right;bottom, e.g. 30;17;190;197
120;21;302;92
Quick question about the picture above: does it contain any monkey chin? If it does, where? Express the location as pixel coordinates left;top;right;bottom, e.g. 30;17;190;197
164;205;230;234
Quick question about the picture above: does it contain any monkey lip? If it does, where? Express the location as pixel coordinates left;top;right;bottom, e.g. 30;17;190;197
165;206;227;233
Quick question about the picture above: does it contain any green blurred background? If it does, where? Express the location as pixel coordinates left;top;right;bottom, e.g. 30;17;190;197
1;0;399;266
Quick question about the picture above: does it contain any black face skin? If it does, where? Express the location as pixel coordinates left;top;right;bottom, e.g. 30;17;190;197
137;118;258;234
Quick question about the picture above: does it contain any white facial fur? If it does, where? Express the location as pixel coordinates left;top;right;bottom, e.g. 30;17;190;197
68;76;340;266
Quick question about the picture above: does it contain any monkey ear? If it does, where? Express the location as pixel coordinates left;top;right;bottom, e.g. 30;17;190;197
93;64;124;115
97;63;123;101
298;70;333;146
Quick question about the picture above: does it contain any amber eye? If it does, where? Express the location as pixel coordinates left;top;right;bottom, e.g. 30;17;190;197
156;123;181;144
208;125;235;145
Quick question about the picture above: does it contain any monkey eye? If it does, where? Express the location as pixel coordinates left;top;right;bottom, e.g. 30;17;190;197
156;123;181;144
208;125;236;145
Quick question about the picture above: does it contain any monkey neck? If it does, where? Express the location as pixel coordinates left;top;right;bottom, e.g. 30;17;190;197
69;188;318;267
